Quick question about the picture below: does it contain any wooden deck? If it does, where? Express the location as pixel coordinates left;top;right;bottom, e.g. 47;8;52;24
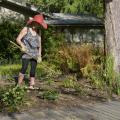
77;100;120;120
1;100;120;120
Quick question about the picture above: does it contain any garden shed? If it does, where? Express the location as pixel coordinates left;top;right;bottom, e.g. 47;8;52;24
45;13;104;44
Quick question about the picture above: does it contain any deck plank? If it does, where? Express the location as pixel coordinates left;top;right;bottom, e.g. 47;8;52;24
79;102;120;120
1;100;120;120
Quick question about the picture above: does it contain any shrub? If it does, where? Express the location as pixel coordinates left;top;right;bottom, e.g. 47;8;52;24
0;61;62;81
89;65;105;90
62;75;77;88
104;56;120;95
36;61;62;80
0;20;24;62
58;43;103;76
40;89;59;100
89;55;120;96
42;27;65;65
0;64;21;80
0;86;26;112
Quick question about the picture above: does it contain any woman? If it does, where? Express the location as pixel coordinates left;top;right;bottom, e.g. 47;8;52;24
16;14;48;89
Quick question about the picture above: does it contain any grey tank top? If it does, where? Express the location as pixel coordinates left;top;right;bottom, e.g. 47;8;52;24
22;28;40;59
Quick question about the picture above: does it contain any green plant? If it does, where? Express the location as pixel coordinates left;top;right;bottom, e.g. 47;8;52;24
112;74;120;95
74;84;87;96
90;66;105;90
89;55;120;97
104;55;120;96
58;43;99;75
42;27;65;66
0;61;61;81
0;86;26;111
62;75;77;88
81;64;94;77
0;20;24;62
46;79;55;86
28;0;103;17
40;89;59;100
0;64;29;81
36;61;62;80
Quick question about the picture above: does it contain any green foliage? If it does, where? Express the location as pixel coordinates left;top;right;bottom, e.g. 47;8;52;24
40;89;59;100
104;56;120;95
0;86;26;111
0;64;21;80
74;84;87;96
90;65;105;89
0;61;61;81
105;56;115;82
89;55;120;96
58;43;102;75
62;75;77;88
28;0;65;13
43;27;64;57
80;45;104;78
41;27;65;68
28;0;103;17
36;61;62;80
63;79;75;88
0;20;24;63
46;79;55;86
61;75;86;96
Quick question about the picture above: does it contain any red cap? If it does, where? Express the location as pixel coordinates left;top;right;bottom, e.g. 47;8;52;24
27;14;48;29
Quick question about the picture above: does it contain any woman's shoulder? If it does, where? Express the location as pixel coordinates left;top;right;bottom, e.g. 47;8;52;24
20;27;28;34
20;27;31;36
22;26;28;31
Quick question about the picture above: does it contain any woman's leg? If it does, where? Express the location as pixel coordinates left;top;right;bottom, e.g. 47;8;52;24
29;59;37;88
18;59;29;85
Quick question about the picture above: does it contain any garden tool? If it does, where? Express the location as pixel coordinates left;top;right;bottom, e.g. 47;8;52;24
10;41;38;61
10;41;55;73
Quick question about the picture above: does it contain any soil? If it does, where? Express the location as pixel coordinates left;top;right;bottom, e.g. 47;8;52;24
0;75;120;112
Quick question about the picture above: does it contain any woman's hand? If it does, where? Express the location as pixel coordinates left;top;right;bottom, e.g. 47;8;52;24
20;44;28;53
37;56;42;63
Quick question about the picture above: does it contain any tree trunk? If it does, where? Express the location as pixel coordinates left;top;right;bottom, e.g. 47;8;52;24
105;0;120;72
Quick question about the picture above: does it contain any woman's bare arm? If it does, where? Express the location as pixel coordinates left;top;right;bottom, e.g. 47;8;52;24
37;35;42;63
38;35;42;57
16;27;27;47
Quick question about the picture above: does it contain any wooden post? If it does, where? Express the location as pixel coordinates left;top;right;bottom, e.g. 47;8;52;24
105;0;120;72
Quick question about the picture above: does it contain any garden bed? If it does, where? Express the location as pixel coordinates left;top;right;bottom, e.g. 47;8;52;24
0;74;119;113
